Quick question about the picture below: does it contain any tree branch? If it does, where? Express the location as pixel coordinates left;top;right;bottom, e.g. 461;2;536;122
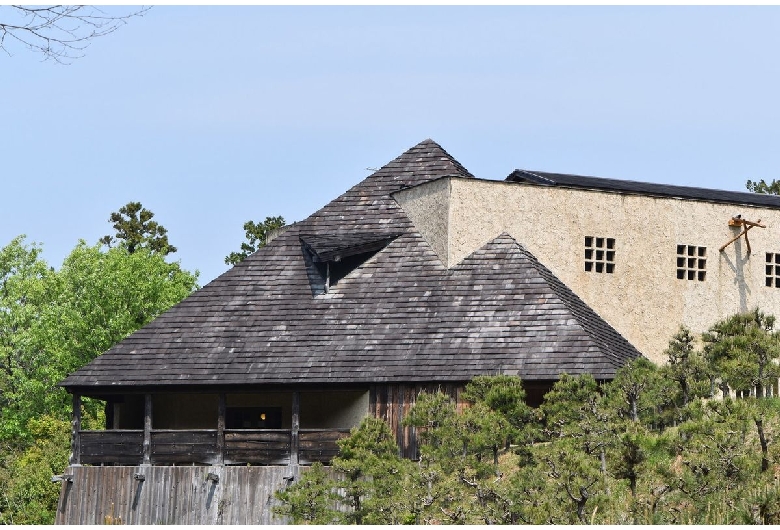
0;6;150;63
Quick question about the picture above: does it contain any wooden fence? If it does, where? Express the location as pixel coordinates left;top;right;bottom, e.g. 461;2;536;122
78;428;349;466
55;464;341;525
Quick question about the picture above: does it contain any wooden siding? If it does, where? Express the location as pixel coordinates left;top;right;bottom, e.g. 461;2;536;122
224;430;291;465
370;383;463;459
55;465;342;525
299;429;350;464
150;430;218;465
80;431;143;465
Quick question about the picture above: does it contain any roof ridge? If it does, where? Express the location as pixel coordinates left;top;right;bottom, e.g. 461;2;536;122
507;168;780;208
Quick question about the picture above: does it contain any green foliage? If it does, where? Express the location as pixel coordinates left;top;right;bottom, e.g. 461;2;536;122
275;418;413;524
0;231;198;524
747;178;780;195
0;415;69;524
462;374;535;445
0;240;198;438
273;462;339;524
606;357;669;425
703;309;780;398
661;326;712;420
99;201;177;255
332;417;413;524
224;216;286;266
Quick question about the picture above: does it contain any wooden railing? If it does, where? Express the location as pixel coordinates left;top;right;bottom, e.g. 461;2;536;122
78;428;350;466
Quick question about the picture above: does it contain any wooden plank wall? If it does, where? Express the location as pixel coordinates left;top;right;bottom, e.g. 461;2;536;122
55;465;340;525
370;383;463;459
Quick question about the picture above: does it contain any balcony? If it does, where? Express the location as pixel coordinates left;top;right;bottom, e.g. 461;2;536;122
78;428;350;466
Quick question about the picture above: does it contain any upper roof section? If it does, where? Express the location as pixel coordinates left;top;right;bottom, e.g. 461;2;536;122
60;139;640;392
506;169;780;208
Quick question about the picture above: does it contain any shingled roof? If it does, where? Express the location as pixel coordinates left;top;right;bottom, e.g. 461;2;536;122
506;169;780;208
61;140;641;392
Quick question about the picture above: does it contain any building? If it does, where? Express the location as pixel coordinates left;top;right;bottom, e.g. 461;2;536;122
56;139;780;523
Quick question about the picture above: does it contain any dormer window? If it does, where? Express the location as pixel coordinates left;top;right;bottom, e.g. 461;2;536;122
300;232;401;294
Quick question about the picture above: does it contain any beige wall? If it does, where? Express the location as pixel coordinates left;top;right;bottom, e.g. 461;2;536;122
396;177;780;364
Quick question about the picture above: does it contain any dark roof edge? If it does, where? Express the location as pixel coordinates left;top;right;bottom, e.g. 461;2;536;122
506;169;780;209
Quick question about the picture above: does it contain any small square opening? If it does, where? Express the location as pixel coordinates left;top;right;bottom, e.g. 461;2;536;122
584;235;615;274
677;244;706;281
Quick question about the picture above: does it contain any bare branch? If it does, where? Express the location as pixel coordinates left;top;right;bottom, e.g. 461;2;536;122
0;5;150;64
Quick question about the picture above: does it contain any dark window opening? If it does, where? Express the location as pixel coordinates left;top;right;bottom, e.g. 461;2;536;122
226;407;282;429
677;245;706;281
765;253;780;288
584;236;615;274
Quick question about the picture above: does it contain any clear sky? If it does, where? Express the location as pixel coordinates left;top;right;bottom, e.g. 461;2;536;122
2;6;780;285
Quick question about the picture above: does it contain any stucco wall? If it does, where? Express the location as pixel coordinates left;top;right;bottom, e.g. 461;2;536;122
393;177;451;263
396;177;780;364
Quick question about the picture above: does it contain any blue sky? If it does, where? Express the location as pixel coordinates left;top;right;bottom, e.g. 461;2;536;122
3;6;780;285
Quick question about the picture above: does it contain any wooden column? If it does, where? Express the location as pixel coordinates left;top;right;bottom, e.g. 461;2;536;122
69;393;81;466
216;393;226;465
142;393;152;466
290;391;300;466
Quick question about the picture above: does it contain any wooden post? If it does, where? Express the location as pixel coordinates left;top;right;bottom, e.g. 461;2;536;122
142;393;152;466
216;393;226;465
291;391;300;466
70;393;81;466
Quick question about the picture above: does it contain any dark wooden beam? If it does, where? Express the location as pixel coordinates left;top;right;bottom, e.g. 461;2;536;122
216;393;226;465
70;393;81;466
290;391;300;466
142;394;152;465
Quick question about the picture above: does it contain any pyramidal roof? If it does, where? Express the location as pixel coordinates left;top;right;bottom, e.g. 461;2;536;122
61;140;640;392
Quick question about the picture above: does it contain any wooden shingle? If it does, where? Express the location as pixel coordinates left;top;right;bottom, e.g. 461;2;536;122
61;139;641;392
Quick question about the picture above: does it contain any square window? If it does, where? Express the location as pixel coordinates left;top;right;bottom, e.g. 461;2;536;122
766;253;780;288
677;244;706;281
585;236;615;274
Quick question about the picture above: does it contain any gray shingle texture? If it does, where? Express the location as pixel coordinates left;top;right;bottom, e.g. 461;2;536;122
62;140;641;391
